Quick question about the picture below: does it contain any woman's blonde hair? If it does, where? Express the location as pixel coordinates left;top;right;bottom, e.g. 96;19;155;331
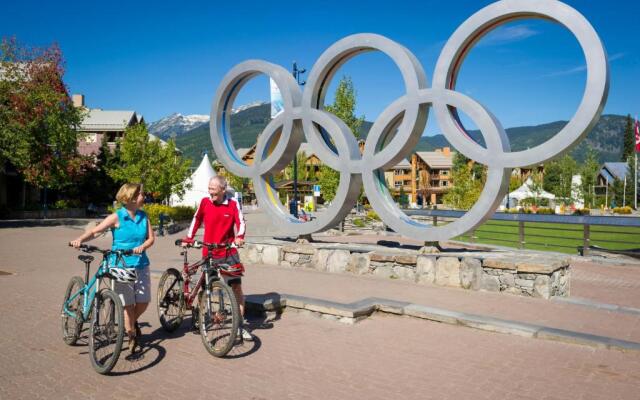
115;183;142;204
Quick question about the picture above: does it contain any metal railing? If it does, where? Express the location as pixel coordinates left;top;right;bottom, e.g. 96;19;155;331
405;209;640;255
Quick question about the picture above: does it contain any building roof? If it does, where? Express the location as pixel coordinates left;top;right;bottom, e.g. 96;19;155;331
79;109;140;131
416;151;453;168
601;162;628;182
392;158;411;169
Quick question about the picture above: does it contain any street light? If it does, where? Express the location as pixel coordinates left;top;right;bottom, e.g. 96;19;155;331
291;61;306;218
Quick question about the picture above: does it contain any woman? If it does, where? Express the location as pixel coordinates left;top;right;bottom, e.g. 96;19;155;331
71;183;154;353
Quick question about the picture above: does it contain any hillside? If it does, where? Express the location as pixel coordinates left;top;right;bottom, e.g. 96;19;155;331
175;104;628;165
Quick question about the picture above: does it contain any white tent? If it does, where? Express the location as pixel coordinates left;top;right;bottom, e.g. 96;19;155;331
503;177;555;208
170;154;216;207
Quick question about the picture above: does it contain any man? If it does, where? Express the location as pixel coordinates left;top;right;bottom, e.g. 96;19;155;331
184;176;252;341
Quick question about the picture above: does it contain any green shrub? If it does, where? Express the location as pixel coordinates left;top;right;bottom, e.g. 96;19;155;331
52;199;83;209
352;218;365;227
53;199;70;209
366;210;380;221
143;204;196;225
613;206;632;215
168;205;196;222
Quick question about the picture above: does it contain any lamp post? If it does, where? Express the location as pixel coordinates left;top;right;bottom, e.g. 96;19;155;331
291;61;306;218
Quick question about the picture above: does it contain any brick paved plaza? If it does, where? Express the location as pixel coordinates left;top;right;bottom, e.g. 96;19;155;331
1;223;640;399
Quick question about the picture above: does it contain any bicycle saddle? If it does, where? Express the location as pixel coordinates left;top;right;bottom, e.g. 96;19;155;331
78;255;94;263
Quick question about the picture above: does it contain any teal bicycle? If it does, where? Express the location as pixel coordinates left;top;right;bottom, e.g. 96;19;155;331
61;244;134;374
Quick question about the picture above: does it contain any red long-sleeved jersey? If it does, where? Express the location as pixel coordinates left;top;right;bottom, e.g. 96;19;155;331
187;196;246;258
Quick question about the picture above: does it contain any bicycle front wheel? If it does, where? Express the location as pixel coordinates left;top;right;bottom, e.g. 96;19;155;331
61;276;85;345
199;280;240;357
89;289;124;374
157;268;185;332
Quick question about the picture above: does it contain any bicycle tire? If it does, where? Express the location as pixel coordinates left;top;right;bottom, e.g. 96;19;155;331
199;280;240;357
61;276;85;345
88;289;124;374
157;268;185;332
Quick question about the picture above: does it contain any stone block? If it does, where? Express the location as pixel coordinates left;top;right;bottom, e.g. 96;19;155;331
435;257;461;287
261;245;281;265
282;244;316;255
244;244;260;264
515;278;534;289
533;275;551;299
370;252;396;262
416;256;436;284
373;265;394;279
347;253;370;275
283;252;300;264
483;257;517;270
326;250;351;274
481;274;500;292
499;272;516;289
460;257;482;290
395;255;417;265
314;249;331;272
393;265;416;281
516;258;567;274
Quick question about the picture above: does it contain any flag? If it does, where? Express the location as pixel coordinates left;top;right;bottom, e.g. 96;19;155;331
635;117;640;153
270;78;284;119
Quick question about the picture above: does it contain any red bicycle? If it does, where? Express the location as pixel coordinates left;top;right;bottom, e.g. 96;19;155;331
156;239;241;357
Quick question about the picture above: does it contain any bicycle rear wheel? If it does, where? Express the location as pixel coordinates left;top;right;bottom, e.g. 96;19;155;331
89;289;124;374
157;268;185;332
199;280;240;357
61;276;85;345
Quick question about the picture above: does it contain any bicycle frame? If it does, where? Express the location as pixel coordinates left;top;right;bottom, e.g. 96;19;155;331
63;252;126;322
180;250;220;309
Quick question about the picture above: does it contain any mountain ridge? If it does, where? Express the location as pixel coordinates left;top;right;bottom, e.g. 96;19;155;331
165;103;629;165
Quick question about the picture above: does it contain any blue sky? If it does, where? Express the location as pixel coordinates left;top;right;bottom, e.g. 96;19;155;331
2;0;639;136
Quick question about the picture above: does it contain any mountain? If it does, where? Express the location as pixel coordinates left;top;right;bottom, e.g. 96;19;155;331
148;113;209;140
173;102;629;165
413;114;627;163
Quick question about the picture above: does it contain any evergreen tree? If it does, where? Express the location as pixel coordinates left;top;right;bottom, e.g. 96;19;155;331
580;146;600;208
543;154;577;204
318;75;364;202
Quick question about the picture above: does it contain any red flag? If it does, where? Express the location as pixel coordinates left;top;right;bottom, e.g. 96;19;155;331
636;118;640;153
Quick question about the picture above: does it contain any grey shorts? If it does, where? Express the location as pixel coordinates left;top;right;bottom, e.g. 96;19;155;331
112;266;151;306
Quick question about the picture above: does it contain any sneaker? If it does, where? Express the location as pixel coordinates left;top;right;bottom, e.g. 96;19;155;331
239;327;253;341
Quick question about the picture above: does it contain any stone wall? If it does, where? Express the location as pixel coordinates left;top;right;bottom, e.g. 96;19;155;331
239;242;570;299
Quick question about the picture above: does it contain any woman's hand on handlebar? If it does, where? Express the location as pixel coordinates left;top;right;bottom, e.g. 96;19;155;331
69;240;82;249
234;238;244;247
133;245;145;254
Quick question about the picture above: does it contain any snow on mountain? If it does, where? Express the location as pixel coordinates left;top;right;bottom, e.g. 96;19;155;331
150;102;269;140
232;101;269;114
148;113;210;140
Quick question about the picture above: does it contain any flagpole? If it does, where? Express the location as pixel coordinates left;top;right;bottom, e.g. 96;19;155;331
635;116;639;210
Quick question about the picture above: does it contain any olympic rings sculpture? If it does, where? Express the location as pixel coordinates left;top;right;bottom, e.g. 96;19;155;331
210;0;608;241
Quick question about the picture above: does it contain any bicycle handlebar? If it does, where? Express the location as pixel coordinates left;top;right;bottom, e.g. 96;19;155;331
68;243;134;256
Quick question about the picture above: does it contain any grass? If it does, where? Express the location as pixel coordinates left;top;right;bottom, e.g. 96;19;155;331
452;220;640;254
